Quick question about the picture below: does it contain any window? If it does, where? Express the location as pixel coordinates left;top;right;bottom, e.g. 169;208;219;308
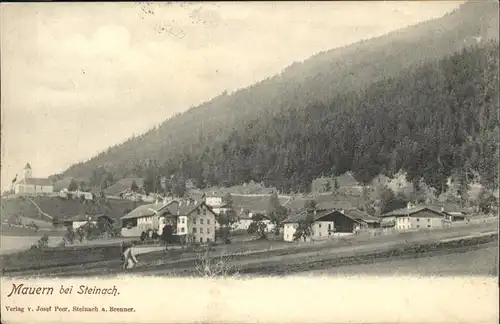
200;219;204;224
207;228;210;234
193;228;197;233
207;219;210;225
203;208;207;215
319;232;321;237
193;218;196;224
416;218;420;222
318;223;321;228
328;224;331;230
182;218;185;224
200;228;204;234
417;225;420;228
427;218;430;222
200;237;203;243
197;209;200;215
207;238;211;243
427;225;431;228
180;227;185;233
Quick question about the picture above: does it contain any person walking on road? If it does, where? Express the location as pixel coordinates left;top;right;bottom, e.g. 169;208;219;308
122;241;139;270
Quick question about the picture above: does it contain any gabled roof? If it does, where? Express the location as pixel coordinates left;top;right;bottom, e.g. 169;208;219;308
206;194;223;198
121;202;176;220
427;203;470;214
53;213;113;225
381;206;443;217
70;214;113;222
282;208;372;224
282;210;315;224
25;162;32;169
23;178;52;186
175;200;210;216
343;209;381;223
121;200;215;220
211;203;229;209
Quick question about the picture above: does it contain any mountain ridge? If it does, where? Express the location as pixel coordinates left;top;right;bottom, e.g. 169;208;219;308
59;1;499;194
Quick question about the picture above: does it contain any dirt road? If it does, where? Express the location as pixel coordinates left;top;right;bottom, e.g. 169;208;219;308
5;221;497;278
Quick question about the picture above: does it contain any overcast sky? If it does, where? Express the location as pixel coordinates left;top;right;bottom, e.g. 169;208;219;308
1;1;463;190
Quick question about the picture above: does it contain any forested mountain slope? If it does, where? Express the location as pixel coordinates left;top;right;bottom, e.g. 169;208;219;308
210;43;499;193
61;1;499;194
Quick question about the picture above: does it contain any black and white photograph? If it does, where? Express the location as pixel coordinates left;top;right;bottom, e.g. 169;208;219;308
0;1;498;323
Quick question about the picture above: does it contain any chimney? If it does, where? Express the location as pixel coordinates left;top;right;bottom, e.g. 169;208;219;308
313;209;317;216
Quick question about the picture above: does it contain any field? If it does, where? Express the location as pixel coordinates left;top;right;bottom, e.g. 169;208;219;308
2;219;497;278
0;235;63;255
0;195;139;224
297;241;498;277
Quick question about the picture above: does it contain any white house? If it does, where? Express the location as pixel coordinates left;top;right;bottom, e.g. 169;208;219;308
205;195;232;215
121;199;217;244
232;209;275;232
206;195;223;207
282;208;380;242
53;214;114;231
13;163;54;194
381;203;445;231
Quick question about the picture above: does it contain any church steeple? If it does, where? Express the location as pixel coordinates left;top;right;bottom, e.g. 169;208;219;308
23;162;32;180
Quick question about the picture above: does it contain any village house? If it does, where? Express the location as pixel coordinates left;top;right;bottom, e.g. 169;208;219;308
53;213;114;230
380;203;445;231
13;163;54;194
443;210;468;222
228;208;275;232
428;204;469;223
205;194;231;215
206;195;223;207
233;208;254;231
120;199;217;244
282;208;381;242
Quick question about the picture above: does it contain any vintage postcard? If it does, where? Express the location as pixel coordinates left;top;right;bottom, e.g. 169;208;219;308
1;1;499;323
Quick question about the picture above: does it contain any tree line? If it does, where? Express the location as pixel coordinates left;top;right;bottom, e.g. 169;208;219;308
110;43;498;195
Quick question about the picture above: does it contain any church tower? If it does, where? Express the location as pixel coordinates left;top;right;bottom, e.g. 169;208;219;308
23;162;32;180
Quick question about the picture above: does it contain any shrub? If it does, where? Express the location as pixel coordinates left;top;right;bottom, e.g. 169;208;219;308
194;245;237;278
64;227;76;244
247;213;268;240
30;234;50;250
